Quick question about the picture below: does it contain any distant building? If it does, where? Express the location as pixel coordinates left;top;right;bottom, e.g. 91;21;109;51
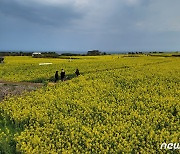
87;50;101;56
32;52;41;58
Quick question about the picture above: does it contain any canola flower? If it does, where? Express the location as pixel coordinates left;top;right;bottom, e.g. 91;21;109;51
0;55;179;153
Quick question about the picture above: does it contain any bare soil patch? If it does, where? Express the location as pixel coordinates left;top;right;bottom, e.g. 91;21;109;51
0;80;43;102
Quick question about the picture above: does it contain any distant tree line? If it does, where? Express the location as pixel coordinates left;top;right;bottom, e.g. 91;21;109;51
0;50;109;58
172;54;180;57
0;52;32;56
32;52;59;58
61;53;82;56
128;52;143;54
87;50;107;56
0;51;59;58
61;50;107;56
149;51;164;53
60;50;107;56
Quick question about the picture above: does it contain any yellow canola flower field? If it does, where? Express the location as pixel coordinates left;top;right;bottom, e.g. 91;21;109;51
0;55;180;153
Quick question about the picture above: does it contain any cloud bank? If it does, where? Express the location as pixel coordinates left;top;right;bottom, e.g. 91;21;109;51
0;0;180;51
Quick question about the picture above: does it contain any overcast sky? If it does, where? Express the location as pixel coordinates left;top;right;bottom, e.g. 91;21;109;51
0;0;180;52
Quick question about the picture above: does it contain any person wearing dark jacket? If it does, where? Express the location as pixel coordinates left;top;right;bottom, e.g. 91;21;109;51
75;69;80;76
61;69;65;81
55;71;59;82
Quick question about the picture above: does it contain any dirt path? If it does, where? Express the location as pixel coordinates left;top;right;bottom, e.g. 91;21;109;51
0;80;43;102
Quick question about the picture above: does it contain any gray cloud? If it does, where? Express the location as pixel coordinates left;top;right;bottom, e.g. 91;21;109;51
0;0;83;27
0;0;180;51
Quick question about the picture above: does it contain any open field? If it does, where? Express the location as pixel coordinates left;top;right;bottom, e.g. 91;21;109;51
0;55;180;153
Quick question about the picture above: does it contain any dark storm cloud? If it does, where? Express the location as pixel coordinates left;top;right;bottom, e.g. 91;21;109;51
0;0;82;26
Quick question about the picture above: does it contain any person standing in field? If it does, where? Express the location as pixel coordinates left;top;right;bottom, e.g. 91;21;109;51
61;69;65;81
55;71;59;82
75;69;80;76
